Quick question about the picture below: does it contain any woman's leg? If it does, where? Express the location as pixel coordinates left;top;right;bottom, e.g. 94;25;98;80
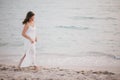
18;54;26;68
32;45;39;70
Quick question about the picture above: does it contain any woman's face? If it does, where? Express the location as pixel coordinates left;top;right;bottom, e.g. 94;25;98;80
30;15;34;21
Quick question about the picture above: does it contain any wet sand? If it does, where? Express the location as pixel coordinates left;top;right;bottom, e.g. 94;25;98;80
0;64;120;80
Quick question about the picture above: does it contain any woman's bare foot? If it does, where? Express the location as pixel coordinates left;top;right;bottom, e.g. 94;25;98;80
15;65;22;71
33;66;39;71
17;64;20;68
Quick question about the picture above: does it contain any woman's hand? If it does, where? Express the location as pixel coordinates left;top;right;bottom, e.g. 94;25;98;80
30;39;34;44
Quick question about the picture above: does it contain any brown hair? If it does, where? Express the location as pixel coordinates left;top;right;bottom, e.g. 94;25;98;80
22;11;35;24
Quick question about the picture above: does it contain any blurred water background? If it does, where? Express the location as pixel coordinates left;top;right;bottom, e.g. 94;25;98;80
0;0;120;60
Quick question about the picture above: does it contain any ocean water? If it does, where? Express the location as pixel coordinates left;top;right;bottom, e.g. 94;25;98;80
0;0;120;60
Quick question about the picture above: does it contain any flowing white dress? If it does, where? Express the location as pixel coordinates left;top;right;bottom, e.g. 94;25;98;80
20;25;37;67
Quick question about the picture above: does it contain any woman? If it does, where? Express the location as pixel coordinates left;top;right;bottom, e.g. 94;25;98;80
18;11;38;70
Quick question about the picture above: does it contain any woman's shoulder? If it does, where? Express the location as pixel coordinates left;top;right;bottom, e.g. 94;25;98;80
23;23;31;29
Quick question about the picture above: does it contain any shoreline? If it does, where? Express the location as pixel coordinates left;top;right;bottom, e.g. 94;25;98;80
0;53;120;74
0;50;120;80
0;63;120;80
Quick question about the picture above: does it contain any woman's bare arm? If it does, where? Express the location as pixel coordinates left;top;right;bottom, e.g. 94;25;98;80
22;24;33;42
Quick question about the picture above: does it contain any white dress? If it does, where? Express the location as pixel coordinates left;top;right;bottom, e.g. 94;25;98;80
20;25;37;67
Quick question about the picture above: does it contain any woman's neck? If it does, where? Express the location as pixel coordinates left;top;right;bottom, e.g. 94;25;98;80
28;21;34;27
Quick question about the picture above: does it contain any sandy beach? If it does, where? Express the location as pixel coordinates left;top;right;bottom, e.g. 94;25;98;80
0;64;120;80
0;0;120;80
0;49;120;80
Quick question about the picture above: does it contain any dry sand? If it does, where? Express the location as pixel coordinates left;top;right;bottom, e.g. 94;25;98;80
0;64;120;80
